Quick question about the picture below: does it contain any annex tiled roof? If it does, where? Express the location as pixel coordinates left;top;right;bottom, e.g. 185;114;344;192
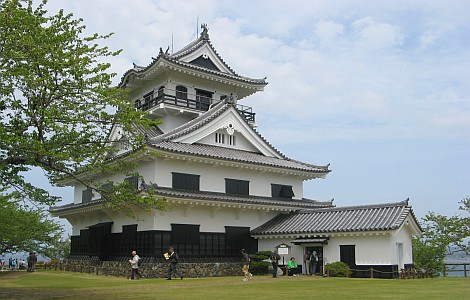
251;200;420;235
49;186;333;214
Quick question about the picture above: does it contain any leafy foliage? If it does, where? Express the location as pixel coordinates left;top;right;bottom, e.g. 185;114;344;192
43;236;71;260
325;261;351;277
412;197;470;272
248;251;272;275
0;189;62;254
0;0;165;254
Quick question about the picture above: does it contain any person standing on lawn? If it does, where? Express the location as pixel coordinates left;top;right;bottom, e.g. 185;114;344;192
241;249;252;281
128;250;142;280
166;246;183;280
270;249;281;278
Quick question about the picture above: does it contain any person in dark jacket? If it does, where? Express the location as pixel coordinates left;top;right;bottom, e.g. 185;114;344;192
166;246;183;280
241;249;252;281
270;249;281;278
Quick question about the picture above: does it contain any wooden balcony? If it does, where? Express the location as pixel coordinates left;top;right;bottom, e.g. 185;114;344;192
135;93;255;123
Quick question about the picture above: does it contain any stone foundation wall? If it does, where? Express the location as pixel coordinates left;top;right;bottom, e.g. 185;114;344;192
57;260;243;278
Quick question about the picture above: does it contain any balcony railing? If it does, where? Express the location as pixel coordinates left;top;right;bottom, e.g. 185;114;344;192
134;91;255;123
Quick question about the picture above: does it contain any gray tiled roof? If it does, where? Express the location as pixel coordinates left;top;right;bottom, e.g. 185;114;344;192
150;141;330;173
150;99;289;159
150;99;230;142
152;186;333;208
118;31;267;88
251;200;420;235
49;186;333;214
119;99;329;174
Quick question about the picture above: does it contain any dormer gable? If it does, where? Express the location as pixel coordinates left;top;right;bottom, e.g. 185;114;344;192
169;24;236;75
150;100;284;158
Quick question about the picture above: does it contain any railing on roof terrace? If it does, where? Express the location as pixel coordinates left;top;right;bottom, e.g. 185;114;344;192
134;89;255;123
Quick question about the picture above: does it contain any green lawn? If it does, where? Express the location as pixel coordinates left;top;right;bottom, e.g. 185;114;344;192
0;271;468;300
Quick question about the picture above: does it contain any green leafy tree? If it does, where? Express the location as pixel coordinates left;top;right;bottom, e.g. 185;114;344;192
0;189;62;254
1;0;165;253
43;236;71;260
413;197;470;273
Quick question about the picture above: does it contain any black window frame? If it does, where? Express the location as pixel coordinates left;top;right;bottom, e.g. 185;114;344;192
124;175;139;191
172;172;200;191
82;188;93;203
271;184;295;199
225;178;249;196
176;85;188;99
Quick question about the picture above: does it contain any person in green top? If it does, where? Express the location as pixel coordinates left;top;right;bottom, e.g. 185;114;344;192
287;257;298;276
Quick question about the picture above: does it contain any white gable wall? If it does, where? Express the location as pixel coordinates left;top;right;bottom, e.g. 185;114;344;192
198;129;259;152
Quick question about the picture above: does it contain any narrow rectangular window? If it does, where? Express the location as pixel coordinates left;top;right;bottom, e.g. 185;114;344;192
215;133;225;144
82;188;93;203
228;135;236;145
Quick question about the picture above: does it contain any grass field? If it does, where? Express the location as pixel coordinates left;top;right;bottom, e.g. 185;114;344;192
0;271;468;300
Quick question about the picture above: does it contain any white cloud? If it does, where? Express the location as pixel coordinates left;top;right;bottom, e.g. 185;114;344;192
38;0;470;219
315;20;345;42
352;16;404;51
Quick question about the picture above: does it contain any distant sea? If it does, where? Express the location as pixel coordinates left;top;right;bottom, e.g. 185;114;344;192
443;258;470;277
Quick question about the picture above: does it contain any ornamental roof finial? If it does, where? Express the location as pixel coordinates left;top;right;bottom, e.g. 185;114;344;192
201;23;209;40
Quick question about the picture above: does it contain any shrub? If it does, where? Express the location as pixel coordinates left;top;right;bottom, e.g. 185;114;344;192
325;262;351;277
250;261;270;275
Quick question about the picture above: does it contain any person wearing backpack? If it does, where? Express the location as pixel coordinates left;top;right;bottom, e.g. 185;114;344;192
128;250;142;280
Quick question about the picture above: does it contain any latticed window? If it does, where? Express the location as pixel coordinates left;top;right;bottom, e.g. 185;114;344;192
215;133;225;144
172;172;200;191
124;176;139;191
225;178;249;195
176;85;187;99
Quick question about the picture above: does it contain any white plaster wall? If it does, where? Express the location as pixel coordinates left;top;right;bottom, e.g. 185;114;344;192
68;204;278;236
323;234;395;265
257;231;414;269
158;114;195;133
257;238;304;267
153;158;304;199
72;156;305;204
393;222;415;266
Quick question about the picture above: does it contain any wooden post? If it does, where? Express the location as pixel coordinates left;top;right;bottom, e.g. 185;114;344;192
370;268;374;278
443;265;446;277
464;264;468;278
407;268;411;279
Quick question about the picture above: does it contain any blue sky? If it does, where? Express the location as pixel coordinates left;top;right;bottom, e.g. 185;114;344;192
38;0;469;233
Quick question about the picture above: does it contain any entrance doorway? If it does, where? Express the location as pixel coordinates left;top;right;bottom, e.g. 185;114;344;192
305;246;323;275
